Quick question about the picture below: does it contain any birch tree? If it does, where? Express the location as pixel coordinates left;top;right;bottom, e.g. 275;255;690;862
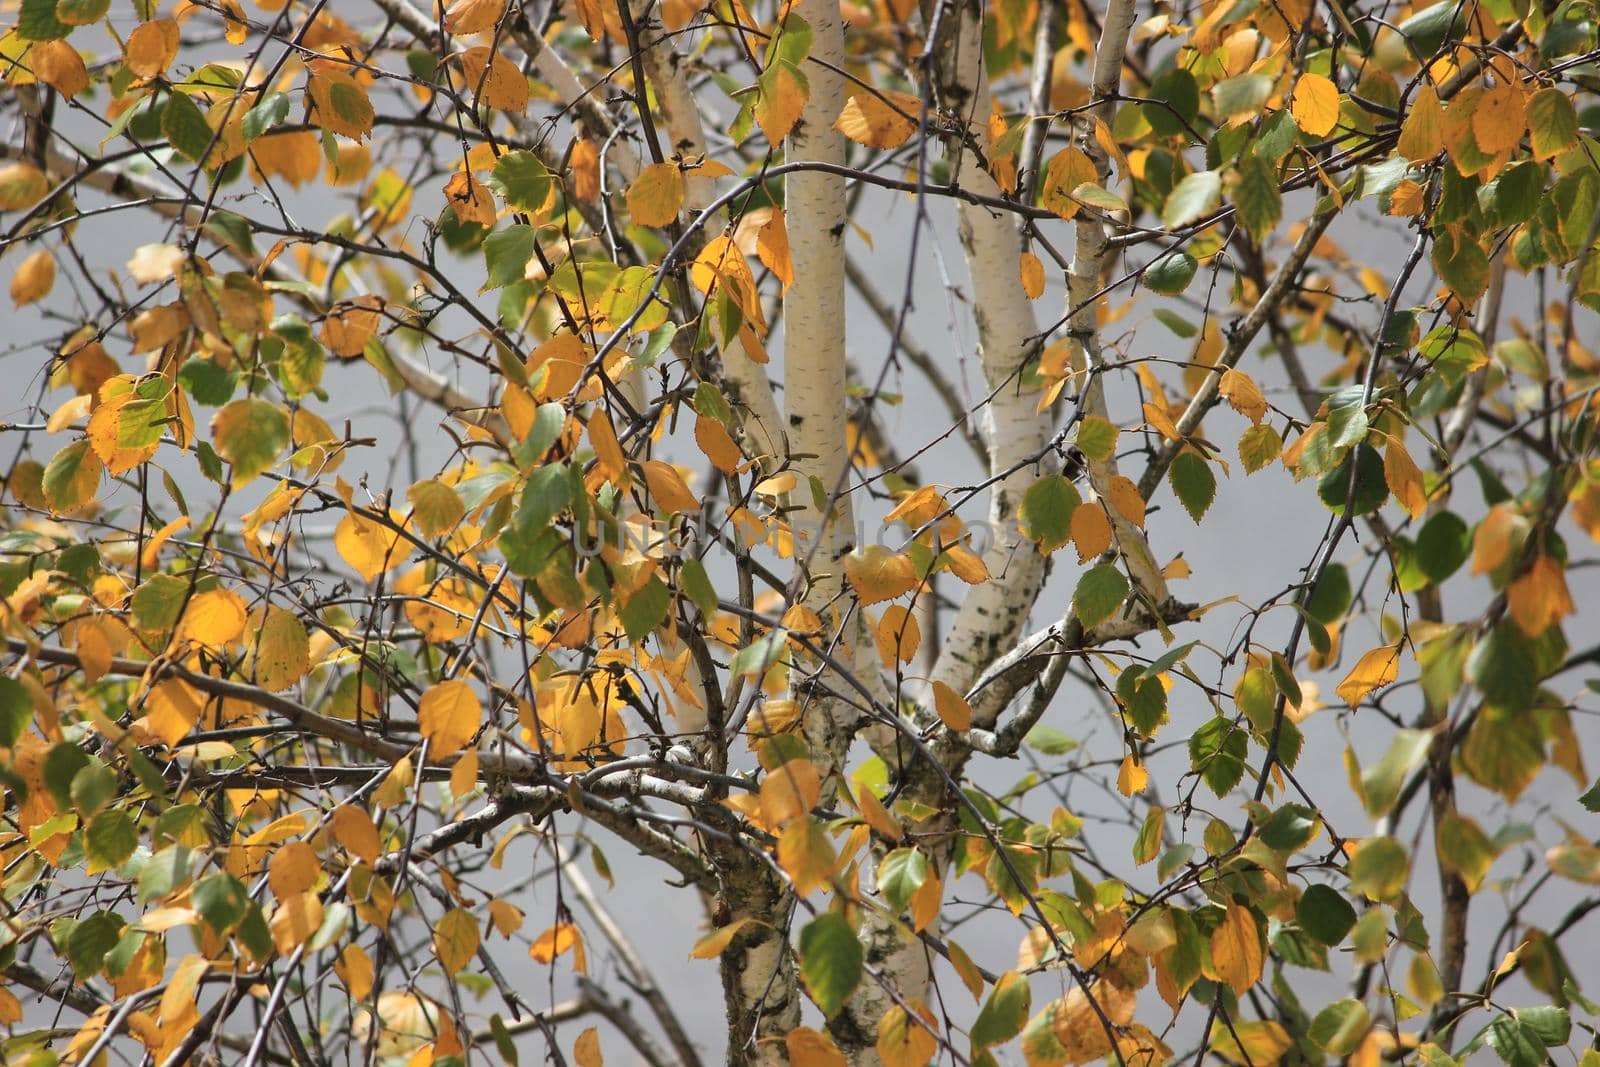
3;0;1600;1064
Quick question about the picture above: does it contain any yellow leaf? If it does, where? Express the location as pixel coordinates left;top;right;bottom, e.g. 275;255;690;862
433;908;480;976
1383;439;1427;518
1071;503;1112;563
32;40;89;98
690;917;755;959
760;758;822;828
777;819;837;894
931;680;972;731
1397;84;1444;162
1219;368;1268;423
786;1027;847;1067
694;414;742;474
1471;503;1517;574
877;1003;938;1067
640;459;701;513
418;679;482;757
755;61;808;145
1106;475;1146;527
1336;643;1402;707
1019;252;1045;299
845;545;919;605
488;899;524;937
872;604;921;668
529;922;579;963
587;409;628;483
1117;754;1149;796
1209;902;1263;994
442;0;504;34
125;19;180;79
335;511;408;581
331;805;382;863
269;891;324;954
75;618;113;684
144;678;205;747
180;588;247;648
756;209;793;288
834;89;919;149
627;162;685;228
1472;82;1527;155
1290;73;1340;137
459;46;528;110
574;1027;603;1067
1507;555;1573;636
335;943;374;1000
268;841;319;898
10;248;55;306
126;243;185;284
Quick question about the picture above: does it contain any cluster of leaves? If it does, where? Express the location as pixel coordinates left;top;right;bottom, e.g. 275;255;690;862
1;0;1600;1064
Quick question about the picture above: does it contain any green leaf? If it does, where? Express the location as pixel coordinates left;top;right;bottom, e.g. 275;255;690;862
1347;834;1409;901
86;809;139;872
1212;73;1273;123
1073;564;1129;629
1076;416;1119;461
620;575;670;641
483;224;536;289
1514;1006;1571;1047
162;91;215;164
798;912;862;1018
1433;229;1491;302
489;151;552;213
43;744;90;811
1019;474;1080;553
1144;251;1199;294
1238;423;1282;472
1580;777;1600;813
1144;69;1199;138
1310;998;1371;1055
1133;805;1164;865
17;0;72;39
138;845;192;903
729;629;787;678
970;970;1031;1050
43;440;102;512
878;848;929;913
1467;623;1541;711
516;463;573;536
1163;170;1222;228
1528;88;1578;160
0;677;33;747
242;92;290;142
63;912;123;976
1189;716;1246;796
679;557;718;617
1358;729;1433;818
1316;444;1387;515
1486;1018;1548;1067
1305;563;1351;624
1436;811;1498;891
1234;154;1282;241
1169;452;1216;522
1296;883;1357;945
212;397;290;485
192;872;249;933
1416;511;1471;584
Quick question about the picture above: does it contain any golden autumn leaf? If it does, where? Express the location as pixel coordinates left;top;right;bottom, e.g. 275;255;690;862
1219;368;1268;423
459;46;529;110
307;64;374;140
1019;251;1046;299
640;459;701;513
695;414;743;473
872;604;921;668
627;162;686;228
574;1027;603;1067
269;891;324;953
1336;643;1402;707
335;944;374;1001
179;588;247;648
443;0;505;34
1472;82;1527;155
10;248;55;306
1290;73;1340;137
786;1027;847;1067
529;921;580;963
433;908;480;976
1071;503;1113;562
931;680;972;732
834;89;919;149
418;679;482;757
1117;753;1149;796
1210;902;1263;994
124;18;181;79
331;805;383;863
845;545;919;605
1507;555;1574;636
335;511;409;581
32;40;89;99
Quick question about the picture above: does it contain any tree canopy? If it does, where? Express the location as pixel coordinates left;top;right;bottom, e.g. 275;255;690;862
2;0;1600;1065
